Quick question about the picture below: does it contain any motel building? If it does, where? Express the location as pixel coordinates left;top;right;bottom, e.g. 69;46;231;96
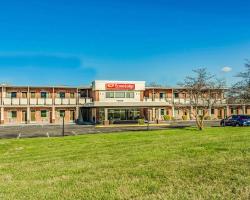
0;80;249;126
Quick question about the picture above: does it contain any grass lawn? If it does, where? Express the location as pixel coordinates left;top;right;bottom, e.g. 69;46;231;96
0;127;249;200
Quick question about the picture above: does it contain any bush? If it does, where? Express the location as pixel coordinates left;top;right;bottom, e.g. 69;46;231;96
138;119;145;125
163;115;172;121
204;116;211;120
182;115;188;120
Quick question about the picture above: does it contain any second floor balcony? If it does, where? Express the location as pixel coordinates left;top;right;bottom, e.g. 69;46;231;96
1;97;92;106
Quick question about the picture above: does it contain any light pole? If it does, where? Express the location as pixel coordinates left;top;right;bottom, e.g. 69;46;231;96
62;113;65;137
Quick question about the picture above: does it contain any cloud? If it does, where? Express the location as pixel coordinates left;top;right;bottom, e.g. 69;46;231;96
221;66;232;72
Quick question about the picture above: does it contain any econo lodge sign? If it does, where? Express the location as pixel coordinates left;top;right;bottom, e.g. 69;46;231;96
105;83;135;90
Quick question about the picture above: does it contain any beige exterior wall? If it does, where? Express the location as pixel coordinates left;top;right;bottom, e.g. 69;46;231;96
0;84;249;125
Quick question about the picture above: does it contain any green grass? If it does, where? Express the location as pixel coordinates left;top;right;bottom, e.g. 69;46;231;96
0;127;249;200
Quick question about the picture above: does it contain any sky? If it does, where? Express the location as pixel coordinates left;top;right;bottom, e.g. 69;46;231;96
0;0;250;86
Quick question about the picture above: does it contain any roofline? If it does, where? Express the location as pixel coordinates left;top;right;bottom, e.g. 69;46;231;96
0;84;92;89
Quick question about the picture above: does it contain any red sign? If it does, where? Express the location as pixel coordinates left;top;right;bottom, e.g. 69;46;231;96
105;83;135;90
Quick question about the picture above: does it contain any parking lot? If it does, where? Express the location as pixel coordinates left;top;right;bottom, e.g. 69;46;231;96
0;120;221;139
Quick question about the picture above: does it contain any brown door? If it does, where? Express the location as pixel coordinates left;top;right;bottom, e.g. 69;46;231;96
70;110;75;121
22;111;27;123
31;110;36;121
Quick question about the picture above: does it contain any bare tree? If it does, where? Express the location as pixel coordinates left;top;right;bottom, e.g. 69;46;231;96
229;61;250;104
180;68;225;130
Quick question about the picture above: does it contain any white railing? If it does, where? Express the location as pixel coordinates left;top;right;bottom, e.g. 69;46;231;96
69;98;76;105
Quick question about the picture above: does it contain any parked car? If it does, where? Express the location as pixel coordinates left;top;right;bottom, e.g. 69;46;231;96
220;115;250;126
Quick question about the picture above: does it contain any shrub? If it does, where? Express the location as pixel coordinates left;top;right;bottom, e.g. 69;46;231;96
182;115;188;120
163;115;172;121
138;119;145;125
204;116;211;120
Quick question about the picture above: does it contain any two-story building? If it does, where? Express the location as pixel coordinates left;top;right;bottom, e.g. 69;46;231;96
0;80;249;125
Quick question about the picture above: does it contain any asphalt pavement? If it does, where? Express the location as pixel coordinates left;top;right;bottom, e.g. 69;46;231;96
0;120;221;139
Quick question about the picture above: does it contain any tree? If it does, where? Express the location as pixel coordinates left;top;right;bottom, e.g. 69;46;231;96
229;61;250;104
180;68;225;131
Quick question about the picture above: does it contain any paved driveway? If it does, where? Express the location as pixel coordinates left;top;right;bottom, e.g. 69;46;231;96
0;120;220;139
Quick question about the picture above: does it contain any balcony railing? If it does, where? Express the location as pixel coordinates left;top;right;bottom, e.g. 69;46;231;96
3;98;28;105
79;98;92;105
2;98;92;106
144;98;172;103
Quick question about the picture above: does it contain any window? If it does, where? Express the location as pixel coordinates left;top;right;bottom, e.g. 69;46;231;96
31;92;36;98
160;93;165;99
11;92;17;98
211;109;215;115
126;92;134;98
22;92;27;98
161;109;165;115
231;108;236;114
59;92;65;98
59;110;65;117
106;92;114;98
174;93;179;98
41;92;47;98
115;92;125;98
41;110;47;118
70;92;75;98
9;111;17;118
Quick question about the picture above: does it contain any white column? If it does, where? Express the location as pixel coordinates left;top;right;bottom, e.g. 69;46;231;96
190;106;193;120
104;108;109;125
76;106;79;120
172;106;175;118
104;108;108;121
243;105;246;115
158;108;161;120
27;107;30;123
226;105;230;117
1;107;4;124
52;106;55;123
152;108;156;121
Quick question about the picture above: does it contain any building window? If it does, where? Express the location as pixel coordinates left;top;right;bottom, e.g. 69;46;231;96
115;92;125;98
31;92;36;98
41;110;47;118
126;92;134;98
41;92;47;98
211;109;215;115
60;110;65;117
161;109;165;115
174;93;179;98
106;92;114;98
230;108;237;115
160;93;165;99
70;92;75;98
9;111;17;118
11;92;17;98
22;92;27;98
59;92;65;98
